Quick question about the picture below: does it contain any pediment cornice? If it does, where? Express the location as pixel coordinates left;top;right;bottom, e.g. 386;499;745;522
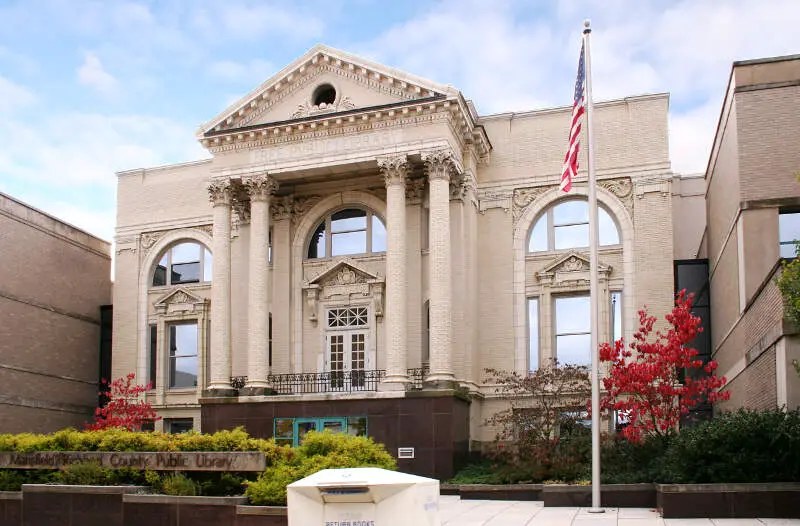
306;258;383;287
536;251;612;286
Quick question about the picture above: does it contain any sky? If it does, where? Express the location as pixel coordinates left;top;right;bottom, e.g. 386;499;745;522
1;0;799;242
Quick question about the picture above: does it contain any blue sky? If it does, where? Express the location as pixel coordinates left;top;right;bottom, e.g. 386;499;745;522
1;0;798;242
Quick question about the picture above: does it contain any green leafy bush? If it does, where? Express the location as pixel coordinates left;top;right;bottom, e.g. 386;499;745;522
160;472;199;496
55;461;110;485
662;408;800;483
245;430;396;506
600;434;670;484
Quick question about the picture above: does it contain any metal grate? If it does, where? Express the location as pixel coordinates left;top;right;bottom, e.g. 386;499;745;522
406;366;430;390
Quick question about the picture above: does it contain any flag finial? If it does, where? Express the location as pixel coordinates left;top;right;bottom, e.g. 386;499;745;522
583;19;592;34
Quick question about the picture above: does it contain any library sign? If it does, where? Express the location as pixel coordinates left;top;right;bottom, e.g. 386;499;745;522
0;451;266;471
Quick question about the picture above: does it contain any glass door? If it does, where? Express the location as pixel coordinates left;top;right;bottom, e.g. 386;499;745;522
326;330;368;390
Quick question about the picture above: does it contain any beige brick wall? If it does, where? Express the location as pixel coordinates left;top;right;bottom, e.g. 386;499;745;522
0;193;111;433
717;346;777;412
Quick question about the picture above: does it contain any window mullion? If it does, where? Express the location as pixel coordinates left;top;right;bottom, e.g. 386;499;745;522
547;209;555;251
326;217;332;258
367;212;372;253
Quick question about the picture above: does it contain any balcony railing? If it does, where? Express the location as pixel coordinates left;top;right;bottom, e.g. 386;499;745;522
230;366;433;395
267;370;386;394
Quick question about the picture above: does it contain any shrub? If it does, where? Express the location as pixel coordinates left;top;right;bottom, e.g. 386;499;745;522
662;408;800;483
600;434;670;484
55;461;110;486
0;470;26;491
245;431;396;506
160;472;199;496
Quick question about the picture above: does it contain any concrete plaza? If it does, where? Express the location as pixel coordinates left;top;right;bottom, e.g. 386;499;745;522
439;496;800;526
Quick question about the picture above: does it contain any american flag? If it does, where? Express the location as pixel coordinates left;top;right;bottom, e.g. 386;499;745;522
560;42;586;193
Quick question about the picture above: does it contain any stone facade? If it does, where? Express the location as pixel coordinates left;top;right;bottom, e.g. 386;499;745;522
112;45;675;449
703;55;800;412
0;192;112;433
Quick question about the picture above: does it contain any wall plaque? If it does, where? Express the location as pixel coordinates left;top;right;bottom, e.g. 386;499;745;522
0;451;266;471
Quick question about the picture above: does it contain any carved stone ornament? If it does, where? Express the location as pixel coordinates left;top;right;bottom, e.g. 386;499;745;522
207;179;231;205
512;185;555;223
376;154;409;187
325;267;365;287
242;174;278;201
291;95;356;119
536;251;611;287
271;194;322;223
599;177;634;217
561;256;586;272
305;286;320;324
153;287;208;315
405;178;425;204
139;225;213;257
421;149;455;182
478;188;513;214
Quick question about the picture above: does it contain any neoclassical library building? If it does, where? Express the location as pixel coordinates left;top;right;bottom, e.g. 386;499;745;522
112;47;800;478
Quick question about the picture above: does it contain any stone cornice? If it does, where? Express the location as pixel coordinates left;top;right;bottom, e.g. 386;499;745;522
199;98;490;161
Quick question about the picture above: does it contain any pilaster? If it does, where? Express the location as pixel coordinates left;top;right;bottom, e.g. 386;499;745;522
378;154;410;389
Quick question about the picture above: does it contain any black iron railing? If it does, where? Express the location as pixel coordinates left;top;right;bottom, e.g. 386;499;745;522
230;376;248;390
267;370;386;394
406;365;430;390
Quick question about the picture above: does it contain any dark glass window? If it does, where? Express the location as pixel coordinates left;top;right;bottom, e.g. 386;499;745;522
148;324;157;389
152;242;212;286
165;419;194;434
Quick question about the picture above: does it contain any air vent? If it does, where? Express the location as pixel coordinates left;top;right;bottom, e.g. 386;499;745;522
398;447;415;459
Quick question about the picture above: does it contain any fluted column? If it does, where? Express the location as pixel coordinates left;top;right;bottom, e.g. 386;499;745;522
423;149;456;385
378;155;410;388
243;173;278;393
206;179;234;394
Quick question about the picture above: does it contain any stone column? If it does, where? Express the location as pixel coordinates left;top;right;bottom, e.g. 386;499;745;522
378;155;410;388
206;179;235;395
242;173;278;394
423;149;456;386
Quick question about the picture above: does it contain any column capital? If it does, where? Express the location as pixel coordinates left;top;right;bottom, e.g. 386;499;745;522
207;179;232;206
242;173;278;202
377;154;409;187
422;149;456;182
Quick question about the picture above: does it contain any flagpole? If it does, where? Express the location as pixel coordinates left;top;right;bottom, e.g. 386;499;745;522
584;19;604;514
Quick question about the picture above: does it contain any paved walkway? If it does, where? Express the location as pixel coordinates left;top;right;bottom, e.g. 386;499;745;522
439;496;800;526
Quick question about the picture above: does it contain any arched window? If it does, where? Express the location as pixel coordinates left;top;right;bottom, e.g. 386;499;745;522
528;200;619;252
307;208;386;259
152;242;212;286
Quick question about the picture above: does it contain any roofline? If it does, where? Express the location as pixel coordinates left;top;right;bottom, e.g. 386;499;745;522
0;191;112;246
702;63;737;184
477;92;669;121
202;95;446;138
733;53;800;67
116;158;213;178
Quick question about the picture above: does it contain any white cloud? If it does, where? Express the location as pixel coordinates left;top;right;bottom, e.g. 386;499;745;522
77;51;119;96
363;0;800;174
0;76;36;112
208;59;275;84
42;201;117;243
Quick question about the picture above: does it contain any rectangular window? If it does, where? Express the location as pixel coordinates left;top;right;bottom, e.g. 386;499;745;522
165;418;194;434
528;298;539;372
268;228;273;265
779;211;800;258
171;243;201;284
332;230;368;256
555;295;591;366
148;324;157;389
268;313;273;368
169;322;198;388
422;301;430;366
273;416;368;447
611;291;622;343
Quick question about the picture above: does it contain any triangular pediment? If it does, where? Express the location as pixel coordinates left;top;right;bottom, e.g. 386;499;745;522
153;287;205;308
307;258;382;287
198;44;456;136
537;251;611;277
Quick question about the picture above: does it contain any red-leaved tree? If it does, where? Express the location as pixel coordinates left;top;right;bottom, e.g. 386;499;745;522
86;373;160;431
599;291;730;443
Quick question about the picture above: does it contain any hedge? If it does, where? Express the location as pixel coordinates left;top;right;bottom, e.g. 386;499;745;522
0;427;396;502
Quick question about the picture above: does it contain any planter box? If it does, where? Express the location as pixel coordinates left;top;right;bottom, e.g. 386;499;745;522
439;484;460;496
0;492;22;526
123;494;247;526
21;484;146;526
459;484;542;501
235;505;288;526
542;484;656;508
657;483;800;518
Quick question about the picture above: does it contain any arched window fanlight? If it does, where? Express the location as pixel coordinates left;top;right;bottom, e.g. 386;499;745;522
528;200;620;252
152;242;212;286
307;208;386;259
